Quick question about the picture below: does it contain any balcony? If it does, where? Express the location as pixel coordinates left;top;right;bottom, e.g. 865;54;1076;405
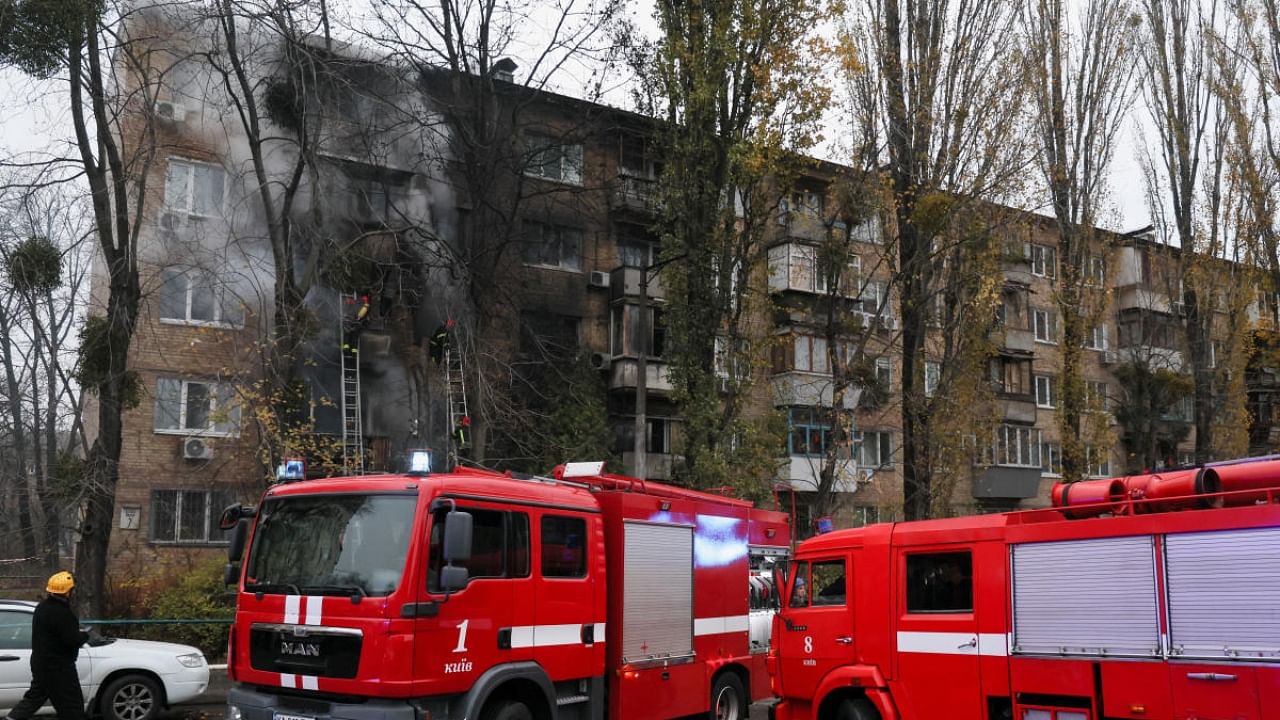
610;266;667;302
1114;283;1174;314
620;451;675;480
777;455;862;493
607;357;674;394
609;174;659;217
1002;327;1036;353
1118;345;1185;372
999;397;1039;424
771;372;861;409
778;211;828;242
972;466;1043;499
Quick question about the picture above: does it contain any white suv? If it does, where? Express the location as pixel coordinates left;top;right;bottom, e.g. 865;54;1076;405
0;600;211;720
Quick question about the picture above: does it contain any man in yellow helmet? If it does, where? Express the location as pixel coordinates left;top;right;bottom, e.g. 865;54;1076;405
7;571;89;720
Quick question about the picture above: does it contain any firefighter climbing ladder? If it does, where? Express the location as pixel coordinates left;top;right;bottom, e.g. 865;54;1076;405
340;292;365;473
443;325;470;459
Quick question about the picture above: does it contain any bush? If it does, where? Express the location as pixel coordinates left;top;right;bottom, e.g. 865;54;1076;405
141;557;235;660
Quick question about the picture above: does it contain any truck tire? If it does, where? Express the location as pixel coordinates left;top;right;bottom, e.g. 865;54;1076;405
100;674;163;720
483;699;533;720
710;672;747;720
834;697;879;720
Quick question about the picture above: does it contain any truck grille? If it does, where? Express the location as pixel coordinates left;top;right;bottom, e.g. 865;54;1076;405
249;624;362;679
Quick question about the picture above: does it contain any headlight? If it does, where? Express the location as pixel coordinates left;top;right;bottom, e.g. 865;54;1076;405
227;705;243;720
177;653;206;668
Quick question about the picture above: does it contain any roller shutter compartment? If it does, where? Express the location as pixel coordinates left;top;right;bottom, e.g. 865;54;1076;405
622;521;694;663
1165;526;1280;661
1011;535;1160;657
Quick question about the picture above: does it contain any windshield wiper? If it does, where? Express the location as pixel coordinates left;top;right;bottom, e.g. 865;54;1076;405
301;584;368;603
244;582;301;595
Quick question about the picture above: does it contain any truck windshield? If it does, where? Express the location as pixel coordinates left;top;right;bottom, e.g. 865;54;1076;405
245;493;417;597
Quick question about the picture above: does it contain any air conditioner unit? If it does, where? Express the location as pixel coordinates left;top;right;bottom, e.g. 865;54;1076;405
158;211;181;234
1100;350;1117;366
588;271;611;289
183;436;213;460
589;351;612;371
879;316;899;331
154;100;187;123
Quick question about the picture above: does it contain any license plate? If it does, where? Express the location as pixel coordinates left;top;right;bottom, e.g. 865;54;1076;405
274;713;313;720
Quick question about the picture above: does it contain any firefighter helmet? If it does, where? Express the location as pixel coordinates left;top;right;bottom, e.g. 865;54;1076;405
46;571;75;594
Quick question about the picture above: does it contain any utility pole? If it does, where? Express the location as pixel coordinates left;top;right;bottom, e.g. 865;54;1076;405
633;254;683;480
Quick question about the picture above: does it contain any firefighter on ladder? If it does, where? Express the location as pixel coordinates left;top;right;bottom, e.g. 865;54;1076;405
429;319;469;451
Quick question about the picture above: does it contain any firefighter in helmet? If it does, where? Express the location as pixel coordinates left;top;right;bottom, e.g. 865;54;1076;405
8;572;90;720
790;575;809;608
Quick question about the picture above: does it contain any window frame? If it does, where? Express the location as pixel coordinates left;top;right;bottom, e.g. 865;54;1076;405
150;488;234;545
158;267;244;328
525;133;584;185
522;220;584;272
539;514;589;579
1032;308;1058;344
905;550;974;615
153;377;241;437
1034;374;1056;409
165;158;226;218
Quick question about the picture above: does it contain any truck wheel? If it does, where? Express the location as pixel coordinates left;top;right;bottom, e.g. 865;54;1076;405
711;672;747;720
100;674;163;720
483;700;533;720
834;697;879;720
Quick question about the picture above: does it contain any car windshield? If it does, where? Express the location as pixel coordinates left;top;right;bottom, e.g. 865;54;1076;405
245;493;417;597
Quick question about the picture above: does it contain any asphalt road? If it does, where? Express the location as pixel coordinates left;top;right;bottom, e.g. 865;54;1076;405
163;669;775;720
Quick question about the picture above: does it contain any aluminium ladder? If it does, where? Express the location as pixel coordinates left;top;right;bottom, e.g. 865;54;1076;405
442;324;470;459
340;292;365;473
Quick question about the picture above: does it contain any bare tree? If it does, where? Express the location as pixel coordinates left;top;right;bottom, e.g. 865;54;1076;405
844;0;1027;518
1020;0;1139;482
0;1;170;614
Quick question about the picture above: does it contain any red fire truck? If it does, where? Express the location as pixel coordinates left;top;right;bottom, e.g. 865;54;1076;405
768;456;1280;720
220;457;789;720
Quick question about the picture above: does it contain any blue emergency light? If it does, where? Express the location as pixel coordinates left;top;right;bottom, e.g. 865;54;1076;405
277;457;306;482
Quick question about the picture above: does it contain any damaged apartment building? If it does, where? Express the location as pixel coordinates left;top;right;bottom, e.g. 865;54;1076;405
91;6;1278;576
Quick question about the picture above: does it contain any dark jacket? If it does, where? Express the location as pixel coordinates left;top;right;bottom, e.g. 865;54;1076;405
30;595;88;670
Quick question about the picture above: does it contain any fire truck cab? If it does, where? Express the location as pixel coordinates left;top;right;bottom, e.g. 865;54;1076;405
770;460;1280;720
222;461;788;720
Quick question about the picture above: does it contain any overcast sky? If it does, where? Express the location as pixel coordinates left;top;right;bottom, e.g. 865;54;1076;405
0;4;1156;235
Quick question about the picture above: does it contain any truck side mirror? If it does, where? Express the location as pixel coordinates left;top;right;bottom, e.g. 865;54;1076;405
227;518;251;563
440;565;468;592
219;504;256;531
223;562;241;586
443;510;473;563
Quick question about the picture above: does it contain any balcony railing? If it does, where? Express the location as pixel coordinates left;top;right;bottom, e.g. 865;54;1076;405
606;356;674;394
609;174;659;215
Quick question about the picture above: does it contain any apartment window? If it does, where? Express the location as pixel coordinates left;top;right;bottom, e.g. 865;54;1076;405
1118;309;1176;349
165;159;225;217
852;506;881;526
1086;255;1106;286
159;268;244;326
773;334;830;374
617;224;657;267
1085;324;1108;350
990;356;1033;397
850;216;882;244
854;430;892;468
1041;441;1062;476
154;378;240;435
540;515;587;578
714;336;751;380
875;357;893;389
525;133;583;184
1028;244;1057;279
619;134;662;179
1086;447;1111;478
151;488;234;544
784;190;824;217
924;361;941;398
788;407;837;457
857;280;889;318
1034;375;1056;408
523;221;583;271
1033;308;1058;344
520;312;580;359
992;424;1042;468
1085;380;1109;412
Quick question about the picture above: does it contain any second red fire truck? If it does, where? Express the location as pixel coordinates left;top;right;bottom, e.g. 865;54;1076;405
769;456;1280;720
220;457;789;720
